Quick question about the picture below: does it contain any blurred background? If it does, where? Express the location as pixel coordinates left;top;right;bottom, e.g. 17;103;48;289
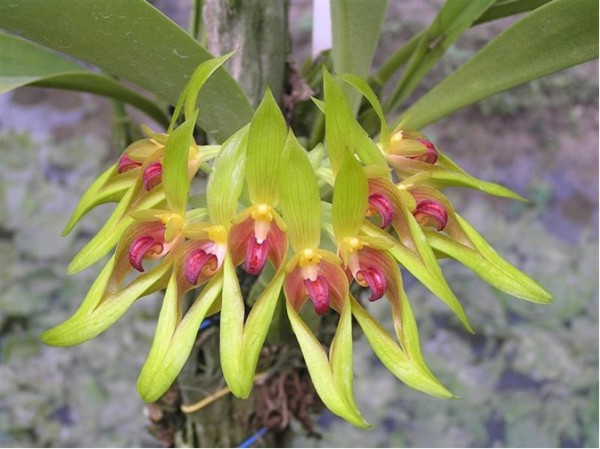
0;1;597;447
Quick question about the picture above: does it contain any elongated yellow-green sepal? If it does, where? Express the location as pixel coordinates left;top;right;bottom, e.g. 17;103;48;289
285;300;369;427
42;259;171;346
338;73;390;147
207;125;249;227
426;215;552;303
280;131;322;251
219;252;246;396
137;272;224;402
349;295;454;399
238;269;286;397
168;51;236;132
332;156;368;241
163;109;198;215
323;68;386;172
246;88;288;206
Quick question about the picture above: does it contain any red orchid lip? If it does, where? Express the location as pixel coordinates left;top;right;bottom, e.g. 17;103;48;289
408;139;438;164
118;154;142;173
413;199;448;231
244;237;270;275
185;248;218;285
356;267;386;302
129;235;164;272
143;162;163;191
304;275;330;315
368;193;394;228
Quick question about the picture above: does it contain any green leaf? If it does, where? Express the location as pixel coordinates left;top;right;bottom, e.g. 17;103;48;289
285;300;369;427
163;111;198;214
385;0;497;112
42;258;171;346
0;32;169;127
323;69;386;172
401;0;599;129
332;157;368;241
330;0;388;113
0;0;253;143
138;272;223;402
219;252;245;396
350;295;453;398
426;216;552;303
246;89;288;206
207;125;249;227
280;131;322;251
473;0;552;25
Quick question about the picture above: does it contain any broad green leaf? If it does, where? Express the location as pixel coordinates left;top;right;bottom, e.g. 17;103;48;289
308;143;325;170
0;0;253;143
280;131;321;251
323;69;386;172
42;259;171;346
207;125;249;227
339;73;389;146
401;0;598;129
163;111;198;214
474;0;551;25
246;89;288;206
349;295;453;398
332;157;368;241
0;32;169;127
385;0;497;112
138;273;223;402
239;269;285;397
330;0;388;113
426;217;552;303
219;252;245;396
285;300;369;427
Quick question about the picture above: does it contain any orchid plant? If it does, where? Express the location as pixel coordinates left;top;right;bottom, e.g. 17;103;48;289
1;0;596;440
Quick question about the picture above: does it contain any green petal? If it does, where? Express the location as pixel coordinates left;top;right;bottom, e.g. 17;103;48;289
246;88;288;206
42;259;171;347
168;51;237;132
280;131;322;251
332;156;368;241
219;252;246;396
163;110;199;214
238;269;285;397
207;125;249;227
138;272;224;402
285;300;369;427
349;295;453;399
426;215;552;303
338;73;389;147
323;68;386;172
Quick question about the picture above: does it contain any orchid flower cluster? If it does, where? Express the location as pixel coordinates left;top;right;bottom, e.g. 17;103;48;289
42;57;552;427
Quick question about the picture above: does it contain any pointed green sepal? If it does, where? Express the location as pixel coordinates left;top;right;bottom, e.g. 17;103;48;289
246;88;288;206
338;73;390;147
237;269;285;397
323;68;386;172
285;300;369;428
332;156;368;241
280;131;322;251
137;272;224;402
163;109;199;214
42;259;171;347
349;295;454;399
219;252;246;396
426;215;552;303
207;125;249;227
169;51;237;132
